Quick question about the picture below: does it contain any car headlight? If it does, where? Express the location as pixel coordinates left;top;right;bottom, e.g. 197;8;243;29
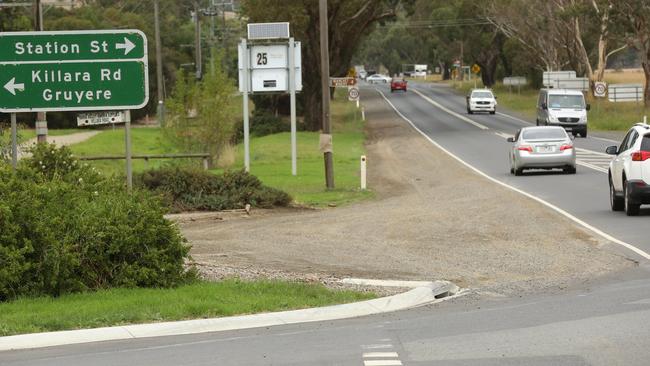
549;115;558;122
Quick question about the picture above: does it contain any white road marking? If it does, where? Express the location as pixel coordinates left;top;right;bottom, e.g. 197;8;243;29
411;88;489;130
362;344;394;349
364;361;402;366
363;352;399;358
495;132;513;139
378;89;650;261
496;111;533;125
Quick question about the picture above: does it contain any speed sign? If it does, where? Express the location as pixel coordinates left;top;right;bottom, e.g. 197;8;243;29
594;81;607;97
348;86;359;101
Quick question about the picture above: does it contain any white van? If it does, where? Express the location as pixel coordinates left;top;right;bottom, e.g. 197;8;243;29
536;89;590;138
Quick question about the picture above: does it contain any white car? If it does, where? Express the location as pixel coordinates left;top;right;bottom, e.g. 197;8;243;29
466;89;497;114
366;74;391;84
607;122;650;216
508;126;576;175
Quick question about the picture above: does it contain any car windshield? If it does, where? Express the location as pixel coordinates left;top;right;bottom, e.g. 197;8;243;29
472;91;493;98
522;128;567;140
548;95;584;109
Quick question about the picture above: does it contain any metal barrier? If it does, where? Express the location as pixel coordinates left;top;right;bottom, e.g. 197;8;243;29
78;153;211;170
608;84;643;102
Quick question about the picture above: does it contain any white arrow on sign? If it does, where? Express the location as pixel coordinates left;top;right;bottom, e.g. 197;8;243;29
115;37;136;55
4;77;25;96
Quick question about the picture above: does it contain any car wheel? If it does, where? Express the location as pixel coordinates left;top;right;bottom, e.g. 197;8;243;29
536;119;539;126
610;174;624;211
581;130;588;138
468;109;473;114
490;110;496;115
391;89;394;93
514;167;524;176
624;180;640;216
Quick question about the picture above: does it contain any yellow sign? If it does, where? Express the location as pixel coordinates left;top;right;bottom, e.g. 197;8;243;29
347;68;356;78
471;64;481;74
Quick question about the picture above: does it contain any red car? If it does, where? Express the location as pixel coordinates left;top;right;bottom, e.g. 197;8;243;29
390;79;407;92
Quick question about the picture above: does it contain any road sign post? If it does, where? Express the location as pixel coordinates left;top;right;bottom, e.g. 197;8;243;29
10;113;17;170
0;29;148;190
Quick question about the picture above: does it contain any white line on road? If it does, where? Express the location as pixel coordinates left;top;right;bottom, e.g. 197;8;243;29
411;88;489;130
364;361;402;366
496;111;533;125
362;344;394;349
363;352;399;358
377;89;650;261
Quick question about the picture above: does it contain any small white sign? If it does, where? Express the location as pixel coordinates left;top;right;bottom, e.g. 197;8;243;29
348;86;359;101
77;111;126;126
594;81;607;97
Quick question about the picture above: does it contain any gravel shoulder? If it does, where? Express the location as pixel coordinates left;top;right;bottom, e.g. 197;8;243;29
178;90;634;296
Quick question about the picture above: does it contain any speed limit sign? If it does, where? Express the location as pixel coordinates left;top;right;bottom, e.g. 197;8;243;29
594;81;607;97
348;86;360;101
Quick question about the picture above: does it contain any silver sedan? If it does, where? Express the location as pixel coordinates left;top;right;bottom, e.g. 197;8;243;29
508;126;576;175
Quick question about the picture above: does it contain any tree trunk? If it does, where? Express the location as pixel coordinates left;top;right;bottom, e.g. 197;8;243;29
643;60;650;107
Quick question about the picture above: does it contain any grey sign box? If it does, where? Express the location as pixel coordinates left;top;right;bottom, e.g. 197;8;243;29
247;23;289;40
77;110;126;126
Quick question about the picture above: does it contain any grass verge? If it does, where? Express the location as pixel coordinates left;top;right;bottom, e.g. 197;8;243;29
69;127;183;175
448;80;650;131
0;280;376;336
223;90;373;207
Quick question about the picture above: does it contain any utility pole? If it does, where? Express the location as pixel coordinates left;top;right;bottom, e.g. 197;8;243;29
319;0;334;189
154;0;165;127
35;0;47;143
194;1;202;80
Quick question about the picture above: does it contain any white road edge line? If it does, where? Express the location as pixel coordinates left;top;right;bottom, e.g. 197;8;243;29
377;89;650;261
364;360;403;366
363;352;399;358
411;88;489;130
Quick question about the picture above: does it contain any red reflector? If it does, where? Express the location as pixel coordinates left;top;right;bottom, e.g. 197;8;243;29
560;144;573;151
518;145;533;152
632;151;650;161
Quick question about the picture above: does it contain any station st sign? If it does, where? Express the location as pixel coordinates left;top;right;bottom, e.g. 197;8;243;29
0;30;148;112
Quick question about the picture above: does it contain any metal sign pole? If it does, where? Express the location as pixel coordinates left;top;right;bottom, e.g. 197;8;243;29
125;110;133;191
242;38;251;172
10;113;17;170
288;37;297;176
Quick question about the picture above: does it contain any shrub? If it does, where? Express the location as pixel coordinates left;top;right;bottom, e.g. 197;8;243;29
232;112;305;143
135;167;291;212
0;145;195;301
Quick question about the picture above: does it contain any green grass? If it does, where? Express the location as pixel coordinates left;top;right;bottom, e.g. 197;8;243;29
69;127;184;175
223;92;373;207
449;80;650;131
0;279;375;336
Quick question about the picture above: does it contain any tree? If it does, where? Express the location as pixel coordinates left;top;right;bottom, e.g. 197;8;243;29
614;1;650;105
240;0;400;131
165;57;239;165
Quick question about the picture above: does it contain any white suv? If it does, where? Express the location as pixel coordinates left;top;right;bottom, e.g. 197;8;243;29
466;89;497;114
607;123;650;215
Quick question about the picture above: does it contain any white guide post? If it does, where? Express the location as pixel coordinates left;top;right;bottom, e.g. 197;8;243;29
288;37;297;176
360;155;367;190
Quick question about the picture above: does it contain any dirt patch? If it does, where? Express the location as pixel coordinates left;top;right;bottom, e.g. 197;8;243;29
179;90;634;296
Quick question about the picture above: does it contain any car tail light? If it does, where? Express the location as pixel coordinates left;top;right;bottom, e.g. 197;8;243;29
518;145;533;152
631;151;650;161
560;144;573;151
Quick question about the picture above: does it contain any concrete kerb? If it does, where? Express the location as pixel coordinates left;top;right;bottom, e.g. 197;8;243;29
0;280;459;352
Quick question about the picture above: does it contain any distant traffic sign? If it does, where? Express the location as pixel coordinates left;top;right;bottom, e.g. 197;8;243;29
471;64;481;74
348;86;359;101
77;110;127;126
330;77;356;88
594;81;607;98
0;29;148;112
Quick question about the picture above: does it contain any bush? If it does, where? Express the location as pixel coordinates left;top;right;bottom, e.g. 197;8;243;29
233;112;304;143
0;144;195;301
135;167;291;212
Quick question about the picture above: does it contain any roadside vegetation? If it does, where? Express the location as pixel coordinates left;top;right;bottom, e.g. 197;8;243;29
0;279;375;336
451;80;649;131
224;90;372;207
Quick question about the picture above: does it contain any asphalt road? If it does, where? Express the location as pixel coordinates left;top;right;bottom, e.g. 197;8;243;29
381;81;649;261
3;82;650;366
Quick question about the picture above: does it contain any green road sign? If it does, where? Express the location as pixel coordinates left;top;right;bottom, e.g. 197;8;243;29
0;29;148;112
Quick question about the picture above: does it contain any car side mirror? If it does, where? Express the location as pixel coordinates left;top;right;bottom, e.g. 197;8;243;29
586;103;591;111
605;145;618;155
541;102;548;110
507;137;515;143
